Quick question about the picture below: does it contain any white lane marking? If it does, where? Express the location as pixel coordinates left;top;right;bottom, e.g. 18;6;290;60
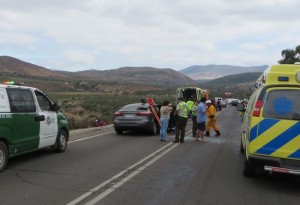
66;142;177;205
86;143;178;205
68;131;115;144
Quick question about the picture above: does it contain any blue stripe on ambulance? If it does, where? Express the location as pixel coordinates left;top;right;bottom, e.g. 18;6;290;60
250;119;300;159
289;149;300;159
249;119;279;142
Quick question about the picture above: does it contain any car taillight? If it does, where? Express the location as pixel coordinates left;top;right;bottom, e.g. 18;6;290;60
253;100;262;117
136;111;151;116
114;111;123;116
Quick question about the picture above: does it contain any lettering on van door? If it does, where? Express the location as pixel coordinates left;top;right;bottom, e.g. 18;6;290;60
46;116;55;125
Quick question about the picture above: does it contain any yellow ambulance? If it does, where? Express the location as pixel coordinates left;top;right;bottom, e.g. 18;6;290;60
239;64;300;177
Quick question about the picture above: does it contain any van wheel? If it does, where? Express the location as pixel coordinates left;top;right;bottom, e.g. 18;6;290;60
54;129;68;153
243;154;255;177
149;122;158;135
0;142;8;172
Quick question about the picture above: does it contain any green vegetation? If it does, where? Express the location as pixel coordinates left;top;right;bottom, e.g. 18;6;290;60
198;72;261;99
278;45;300;64
49;91;176;129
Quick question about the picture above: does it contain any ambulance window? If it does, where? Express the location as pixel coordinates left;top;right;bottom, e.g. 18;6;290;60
263;90;300;120
35;91;51;111
7;88;36;113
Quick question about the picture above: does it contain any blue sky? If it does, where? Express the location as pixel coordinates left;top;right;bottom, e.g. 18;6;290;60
0;0;299;72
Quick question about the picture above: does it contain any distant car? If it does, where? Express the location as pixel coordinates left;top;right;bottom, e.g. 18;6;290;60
231;100;240;106
221;100;227;108
113;102;160;135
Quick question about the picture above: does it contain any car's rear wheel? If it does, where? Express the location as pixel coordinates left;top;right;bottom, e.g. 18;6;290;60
115;129;123;135
149;122;158;135
0;141;8;172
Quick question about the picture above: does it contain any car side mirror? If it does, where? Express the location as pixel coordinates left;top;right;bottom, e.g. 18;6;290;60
51;103;60;111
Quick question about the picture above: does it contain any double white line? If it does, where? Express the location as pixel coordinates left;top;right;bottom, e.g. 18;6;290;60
67;140;179;205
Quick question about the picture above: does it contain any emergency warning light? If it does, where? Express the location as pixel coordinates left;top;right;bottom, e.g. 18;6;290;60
3;81;15;85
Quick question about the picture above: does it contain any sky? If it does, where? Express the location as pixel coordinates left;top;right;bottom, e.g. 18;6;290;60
0;0;299;72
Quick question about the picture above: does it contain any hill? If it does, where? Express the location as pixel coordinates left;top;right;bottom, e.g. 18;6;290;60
0;56;69;78
0;56;195;90
180;64;268;80
75;67;195;87
198;72;262;99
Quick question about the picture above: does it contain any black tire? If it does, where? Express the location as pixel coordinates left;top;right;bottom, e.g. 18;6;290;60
115;129;123;135
149;122;158;136
54;129;68;153
0;141;8;172
243;154;255;177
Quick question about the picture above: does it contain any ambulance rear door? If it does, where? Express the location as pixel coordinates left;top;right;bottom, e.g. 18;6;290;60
250;86;300;160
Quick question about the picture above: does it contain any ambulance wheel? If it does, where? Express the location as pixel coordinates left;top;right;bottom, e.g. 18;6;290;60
54;129;68;153
243;154;255;177
0;141;8;172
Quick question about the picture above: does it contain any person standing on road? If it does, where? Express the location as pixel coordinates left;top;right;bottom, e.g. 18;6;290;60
205;100;221;136
173;97;189;143
159;100;173;142
186;98;194;118
191;100;199;138
196;97;207;142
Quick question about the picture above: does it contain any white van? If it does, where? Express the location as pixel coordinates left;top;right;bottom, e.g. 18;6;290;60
176;87;208;103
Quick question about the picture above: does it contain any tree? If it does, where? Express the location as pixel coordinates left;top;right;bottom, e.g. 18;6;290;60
278;45;300;64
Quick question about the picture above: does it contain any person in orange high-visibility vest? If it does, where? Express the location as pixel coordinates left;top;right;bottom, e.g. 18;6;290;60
205;100;221;137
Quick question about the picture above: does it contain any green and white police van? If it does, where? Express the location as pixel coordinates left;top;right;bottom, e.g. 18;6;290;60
0;82;69;172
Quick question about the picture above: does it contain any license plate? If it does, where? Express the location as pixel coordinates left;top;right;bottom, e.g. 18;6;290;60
125;114;134;118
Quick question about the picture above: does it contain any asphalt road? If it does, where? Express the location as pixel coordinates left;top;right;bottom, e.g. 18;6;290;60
1;105;300;205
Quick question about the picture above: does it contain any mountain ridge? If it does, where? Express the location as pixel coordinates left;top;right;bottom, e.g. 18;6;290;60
0;56;195;88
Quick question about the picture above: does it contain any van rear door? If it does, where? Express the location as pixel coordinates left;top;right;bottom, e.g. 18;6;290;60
250;87;300;160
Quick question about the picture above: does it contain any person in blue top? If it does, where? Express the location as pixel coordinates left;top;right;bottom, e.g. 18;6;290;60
196;97;207;142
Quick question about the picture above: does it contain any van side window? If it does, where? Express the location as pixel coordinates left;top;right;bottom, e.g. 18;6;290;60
7;88;36;113
35;91;52;111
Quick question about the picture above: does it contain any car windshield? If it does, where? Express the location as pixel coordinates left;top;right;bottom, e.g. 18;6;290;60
120;103;149;111
263;89;300;120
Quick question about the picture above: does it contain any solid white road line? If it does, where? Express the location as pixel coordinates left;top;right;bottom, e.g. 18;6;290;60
68;131;115;144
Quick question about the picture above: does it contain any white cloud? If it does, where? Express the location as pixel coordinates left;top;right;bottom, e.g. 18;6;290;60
63;50;95;64
0;0;299;71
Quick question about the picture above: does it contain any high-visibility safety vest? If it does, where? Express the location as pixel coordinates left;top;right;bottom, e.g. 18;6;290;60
177;102;189;118
186;100;194;110
191;104;198;116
